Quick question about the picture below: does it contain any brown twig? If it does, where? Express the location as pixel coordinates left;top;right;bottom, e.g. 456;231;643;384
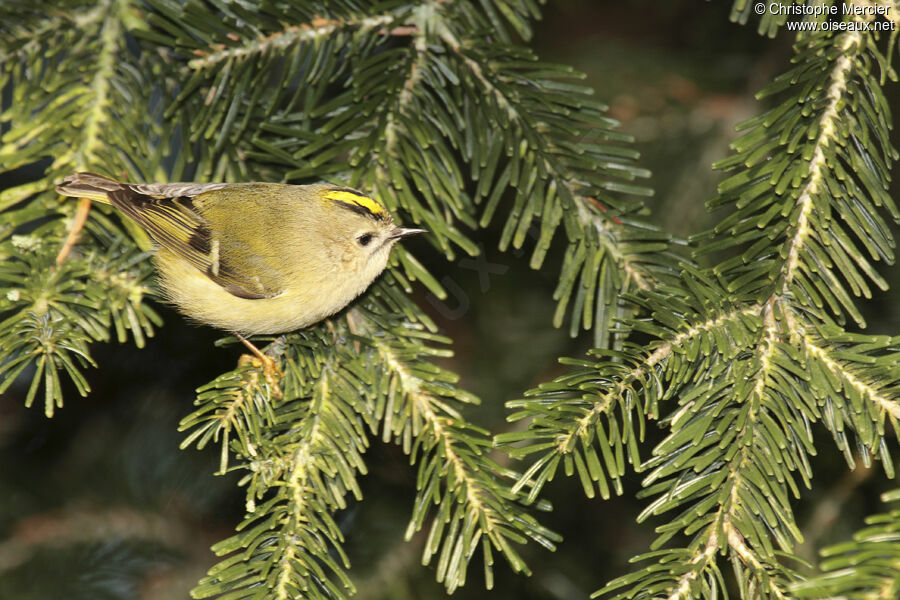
55;197;92;265
586;196;623;225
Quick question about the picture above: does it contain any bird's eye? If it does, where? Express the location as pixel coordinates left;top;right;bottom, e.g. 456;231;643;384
357;233;374;247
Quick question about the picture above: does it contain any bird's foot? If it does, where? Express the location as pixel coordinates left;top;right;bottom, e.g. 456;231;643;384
236;333;284;400
238;353;283;399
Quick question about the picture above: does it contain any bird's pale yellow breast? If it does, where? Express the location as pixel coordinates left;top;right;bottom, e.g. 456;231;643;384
154;246;385;335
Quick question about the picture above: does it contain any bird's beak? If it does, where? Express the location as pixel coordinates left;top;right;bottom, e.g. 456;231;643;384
389;227;427;240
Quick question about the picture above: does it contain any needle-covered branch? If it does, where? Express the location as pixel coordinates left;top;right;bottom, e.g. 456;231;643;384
505;20;900;600
0;0;165;409
185;334;369;600
350;294;560;593
143;0;680;345
180;282;557;597
791;488;900;599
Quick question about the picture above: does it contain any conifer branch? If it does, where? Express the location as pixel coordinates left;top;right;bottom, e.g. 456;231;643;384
67;0;121;170
180;364;278;474
159;0;677;342
438;19;666;321
382;41;424;155
4;2;899;599
377;345;484;507
186;335;368;600
272;369;353;600
563;20;900;600
501;302;762;502
791;488;900;598
0;0;166;409
352;303;558;592
655;342;793;599
730;0;802;36
667;534;720;600
705;28;897;324
182;287;556;597
779;33;859;292
187;13;396;70
803;338;900;420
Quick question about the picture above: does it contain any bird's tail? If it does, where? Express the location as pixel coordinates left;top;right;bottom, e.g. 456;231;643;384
55;172;123;204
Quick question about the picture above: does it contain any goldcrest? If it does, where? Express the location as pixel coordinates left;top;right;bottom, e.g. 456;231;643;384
56;173;425;335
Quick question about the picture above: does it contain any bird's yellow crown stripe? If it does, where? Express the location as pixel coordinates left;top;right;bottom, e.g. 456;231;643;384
324;190;386;218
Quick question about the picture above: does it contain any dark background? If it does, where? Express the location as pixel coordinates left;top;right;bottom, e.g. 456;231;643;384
2;1;898;598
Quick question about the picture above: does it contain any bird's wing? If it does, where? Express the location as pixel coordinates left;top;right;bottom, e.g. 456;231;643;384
127;181;230;198
107;185;283;300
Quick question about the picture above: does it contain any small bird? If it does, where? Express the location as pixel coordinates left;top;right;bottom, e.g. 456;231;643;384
56;173;425;396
